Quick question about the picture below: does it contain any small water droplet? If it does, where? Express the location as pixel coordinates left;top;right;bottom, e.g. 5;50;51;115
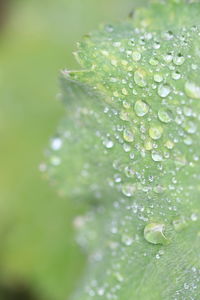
173;53;185;66
123;129;134;142
122;88;128;95
151;151;163;162
121;234;133;246
154;73;163;83
183;121;197;134
149;57;159;66
163;30;174;40
50;156;61;166
144;139;153;150
191;213;198;221
164;140;174;149
153;41;160;49
121;183;135;197
163;52;173;63
51;137;63;151
134;100;149;116
172;216;187;232
172;71;181;80
134;69;147;87
144;223;168;245
105;24;114;32
103;139;114;149
158;84;171;98
149;126;163;140
185;81;200;99
158;109;172;123
132;51;141;61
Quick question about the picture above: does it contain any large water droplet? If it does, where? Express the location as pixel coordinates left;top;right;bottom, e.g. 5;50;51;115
185;82;200;99
134;69;147;87
144;223;168;245
134;100;149;116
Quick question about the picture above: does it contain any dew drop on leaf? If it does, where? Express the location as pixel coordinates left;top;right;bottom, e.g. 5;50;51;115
134;69;147;87
144;223;168;245
185;82;200;99
123;129;134;142
154;73;163;83
172;216;188;232
158;84;171;98
132;51;141;62
173;53;185;65
158;109;172;123
151;151;163;162
149;126;163;140
134;100;149;116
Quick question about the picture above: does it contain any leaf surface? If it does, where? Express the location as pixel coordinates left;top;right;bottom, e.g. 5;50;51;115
45;1;200;299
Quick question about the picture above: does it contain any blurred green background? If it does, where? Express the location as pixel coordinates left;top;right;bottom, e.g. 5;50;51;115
0;0;142;299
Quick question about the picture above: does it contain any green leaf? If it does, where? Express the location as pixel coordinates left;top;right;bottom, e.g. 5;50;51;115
44;1;200;299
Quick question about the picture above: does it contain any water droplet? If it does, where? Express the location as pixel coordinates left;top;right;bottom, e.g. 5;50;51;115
164;140;174;149
191;213;198;221
114;272;124;282
158;109;172;123
149;126;163;140
172;71;181;80
183;121;197;134
153;185;164;194
122;88;128;95
151;151;163;162
154;73;163;83
163;30;174;40
144;139;153;150
149;57;159;66
134;100;149;116
123;129;134;142
144;223;168;245
121;234;133;246
123;143;131;152
185;81;200;99
173;53;185;65
184;136;193;145
158;84;171;98
121;183;135;197
50;156;61;166
134;69;147;87
153;41;160;49
163;52;173;63
103;139;114;148
51;137;63;150
172;216;187;232
132;51;141;61
105;24;114;32
120;110;129;121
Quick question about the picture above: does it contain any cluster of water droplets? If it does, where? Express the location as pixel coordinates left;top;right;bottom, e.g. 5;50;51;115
42;18;200;300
